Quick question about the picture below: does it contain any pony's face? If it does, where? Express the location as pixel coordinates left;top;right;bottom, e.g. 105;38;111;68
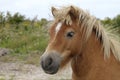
41;6;83;74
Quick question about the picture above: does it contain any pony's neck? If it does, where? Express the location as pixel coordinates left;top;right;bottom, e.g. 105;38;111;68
71;31;118;80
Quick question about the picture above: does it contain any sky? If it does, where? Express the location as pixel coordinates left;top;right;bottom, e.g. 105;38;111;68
0;0;120;20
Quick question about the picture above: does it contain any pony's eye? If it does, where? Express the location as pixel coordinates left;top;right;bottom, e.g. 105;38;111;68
66;31;74;38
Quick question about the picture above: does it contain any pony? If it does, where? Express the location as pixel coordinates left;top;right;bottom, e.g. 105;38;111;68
40;5;120;80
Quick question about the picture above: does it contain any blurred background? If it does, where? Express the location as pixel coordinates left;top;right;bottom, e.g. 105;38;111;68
0;0;120;80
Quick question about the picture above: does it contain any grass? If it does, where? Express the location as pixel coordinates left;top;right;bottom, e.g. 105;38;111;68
0;24;48;65
0;75;15;80
0;25;48;52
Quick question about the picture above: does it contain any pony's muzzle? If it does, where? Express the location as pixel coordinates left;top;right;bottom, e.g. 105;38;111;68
40;51;61;74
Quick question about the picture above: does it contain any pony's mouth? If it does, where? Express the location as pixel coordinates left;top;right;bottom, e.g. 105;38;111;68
40;52;61;74
42;63;60;74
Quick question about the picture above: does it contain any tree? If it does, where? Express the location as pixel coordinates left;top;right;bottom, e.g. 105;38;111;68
0;12;5;27
13;12;25;24
112;14;120;28
39;18;48;26
101;17;112;26
6;12;25;28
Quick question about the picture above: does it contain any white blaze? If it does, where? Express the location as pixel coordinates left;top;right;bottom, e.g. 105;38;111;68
42;22;62;57
55;22;62;34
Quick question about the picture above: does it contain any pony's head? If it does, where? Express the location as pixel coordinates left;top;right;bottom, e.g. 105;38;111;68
41;5;120;74
41;6;84;74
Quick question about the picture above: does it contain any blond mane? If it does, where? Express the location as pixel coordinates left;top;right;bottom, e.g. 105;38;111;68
53;5;120;61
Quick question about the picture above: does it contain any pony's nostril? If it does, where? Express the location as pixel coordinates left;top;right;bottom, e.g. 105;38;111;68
47;57;53;66
41;56;54;70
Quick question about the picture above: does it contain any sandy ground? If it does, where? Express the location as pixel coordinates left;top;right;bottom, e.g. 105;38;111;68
0;62;72;80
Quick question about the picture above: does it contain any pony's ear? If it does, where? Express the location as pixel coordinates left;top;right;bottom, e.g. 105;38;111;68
68;6;78;20
51;7;57;17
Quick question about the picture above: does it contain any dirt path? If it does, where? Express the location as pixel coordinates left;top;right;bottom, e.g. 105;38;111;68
0;62;72;80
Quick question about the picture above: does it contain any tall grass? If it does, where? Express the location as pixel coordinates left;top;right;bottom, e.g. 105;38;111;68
0;24;48;64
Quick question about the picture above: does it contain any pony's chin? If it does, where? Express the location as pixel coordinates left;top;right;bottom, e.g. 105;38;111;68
44;69;58;74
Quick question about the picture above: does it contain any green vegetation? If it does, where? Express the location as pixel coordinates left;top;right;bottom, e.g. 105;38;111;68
0;26;48;53
0;12;48;65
